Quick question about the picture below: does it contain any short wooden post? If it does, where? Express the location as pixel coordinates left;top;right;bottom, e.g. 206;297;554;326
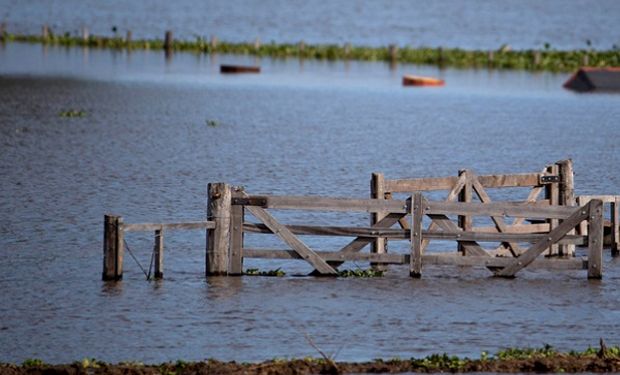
410;193;423;278
437;47;444;66
152;228;164;279
344;42;351;57
254;37;261;51
206;183;232;276
298;40;305;54
545;164;560;256
126;30;132;45
163;30;173;52
81;26;89;42
370;173;387;270
388;44;398;61
582;54;589;67
103;215;124;281
588;199;603;279
42;24;49;41
577;196;588;236
229;186;245;275
557;159;575;256
487;50;494;65
458;170;472;254
612;197;619;257
210;36;218;49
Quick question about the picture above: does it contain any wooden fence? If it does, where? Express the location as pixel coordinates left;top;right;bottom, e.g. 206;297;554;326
204;183;603;279
370;160;575;260
577;195;619;255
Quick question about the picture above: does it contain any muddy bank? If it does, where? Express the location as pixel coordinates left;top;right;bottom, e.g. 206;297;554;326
4;347;620;374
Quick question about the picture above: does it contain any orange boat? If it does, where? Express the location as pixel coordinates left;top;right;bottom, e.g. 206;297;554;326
402;74;445;87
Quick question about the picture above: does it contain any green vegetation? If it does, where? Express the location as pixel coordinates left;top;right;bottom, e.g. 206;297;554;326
59;109;86;118
21;358;44;367
3;31;619;72
338;268;384;277
206;119;219;127
244;268;286;277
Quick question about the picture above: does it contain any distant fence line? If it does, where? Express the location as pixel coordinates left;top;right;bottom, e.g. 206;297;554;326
2;23;619;72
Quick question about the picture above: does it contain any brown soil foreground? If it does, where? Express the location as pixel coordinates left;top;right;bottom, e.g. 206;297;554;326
3;352;620;375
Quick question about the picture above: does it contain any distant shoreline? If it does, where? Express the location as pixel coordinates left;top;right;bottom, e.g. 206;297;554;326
2;31;619;72
4;345;620;374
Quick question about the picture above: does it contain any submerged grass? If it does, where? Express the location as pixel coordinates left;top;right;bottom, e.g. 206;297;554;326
4;345;620;374
3;31;620;72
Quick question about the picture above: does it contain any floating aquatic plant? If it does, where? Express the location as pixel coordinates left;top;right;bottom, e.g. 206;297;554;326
338;268;384;278
206;119;219;127
59;109;86;118
244;268;285;277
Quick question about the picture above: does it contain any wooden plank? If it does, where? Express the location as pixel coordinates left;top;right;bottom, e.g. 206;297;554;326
103;214;124;281
370;172;387;270
577;196;588;236
229;188;245;275
557;160;576;256
612;197;619;256
243;195;408;213
458;170;473;254
427;200;576;219
578;195;618;203
427;214;489;256
385;173;541;192
410;194;424;277
545;164;560;256
495;206;588;277
244;222;408;238
154;229;164;279
471;173;523;257
124;221;215;232
473;223;550;234
588;200;604;279
339;213;406;253
242;250;586;270
206;183;232;276
244;198;338;275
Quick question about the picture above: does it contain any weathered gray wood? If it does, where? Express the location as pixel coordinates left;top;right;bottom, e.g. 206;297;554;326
427;214;489;256
244;222;408;238
154;229;164;279
244;196;338;275
427;200;577;219
473;223;550;234
557;159;576;256
471;174;524;256
42;25;49;40
164;30;173;51
545;164;560;256
496;205;588;277
229;187;245;275
612;197;619;256
242;249;586;270
578;195;619;203
206;183;232;276
410;194;424;277
103;215;124;281
338;213;408;254
241;195;407;213
385;173;541;192
577;196;588;236
124;221;215;232
588;200;604;279
370;172;387;270
458;170;473;254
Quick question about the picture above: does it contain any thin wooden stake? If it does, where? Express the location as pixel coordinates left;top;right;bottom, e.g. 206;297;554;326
588;200;603;279
81;26;89;42
370;172;387;270
458;170;472;254
42;25;49;41
164;30;173;51
154;228;164;279
103;215;124;281
612;197;619;257
410;193;423;277
206;183;232;276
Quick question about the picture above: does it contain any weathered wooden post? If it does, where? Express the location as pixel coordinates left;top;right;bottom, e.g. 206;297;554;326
154;228;164;279
210;36;218;49
163;30;173;52
370;173;387;270
298;40;305;55
103;214;124;281
545;164;560;256
458;170;472;254
344;42;351;57
81;26;89;42
410;193;423;278
126;30;132;45
388;44;398;61
206;183;232;276
42;24;49;41
487;50;494;66
437;47;444;66
582;54;589;67
557;159;575;256
588;199;603;279
533;51;541;67
254;37;261;51
229;186;245;275
612;197;619;256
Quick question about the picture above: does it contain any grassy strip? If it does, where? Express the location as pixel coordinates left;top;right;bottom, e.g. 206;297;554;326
5;345;620;374
2;31;620;72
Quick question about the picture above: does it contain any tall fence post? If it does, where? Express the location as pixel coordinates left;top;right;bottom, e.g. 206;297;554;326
410;193;423;278
588;199;603;279
229;186;245;275
154;228;164;279
612;197;619;257
370;172;387;270
206;183;231;276
557;159;575;256
103;214;124;281
545;164;560;256
458;169;472;254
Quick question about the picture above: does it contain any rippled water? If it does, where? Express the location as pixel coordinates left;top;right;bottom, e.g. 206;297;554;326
2;0;620;50
1;42;620;364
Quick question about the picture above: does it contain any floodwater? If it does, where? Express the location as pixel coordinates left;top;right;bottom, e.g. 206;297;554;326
2;0;620;50
1;42;620;364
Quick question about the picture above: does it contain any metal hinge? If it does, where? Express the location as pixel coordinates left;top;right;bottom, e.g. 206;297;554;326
539;175;560;184
231;196;268;207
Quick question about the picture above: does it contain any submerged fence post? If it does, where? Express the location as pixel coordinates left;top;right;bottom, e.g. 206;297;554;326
545;164;560;256
410;193;423;278
206;183;232;276
588;199;603;279
154;228;164;279
42;24;49;41
458;170;472;254
229;186;245;275
164;30;173;52
370;173;387;270
557;159;575;256
103;214;124;281
612;197;619;257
